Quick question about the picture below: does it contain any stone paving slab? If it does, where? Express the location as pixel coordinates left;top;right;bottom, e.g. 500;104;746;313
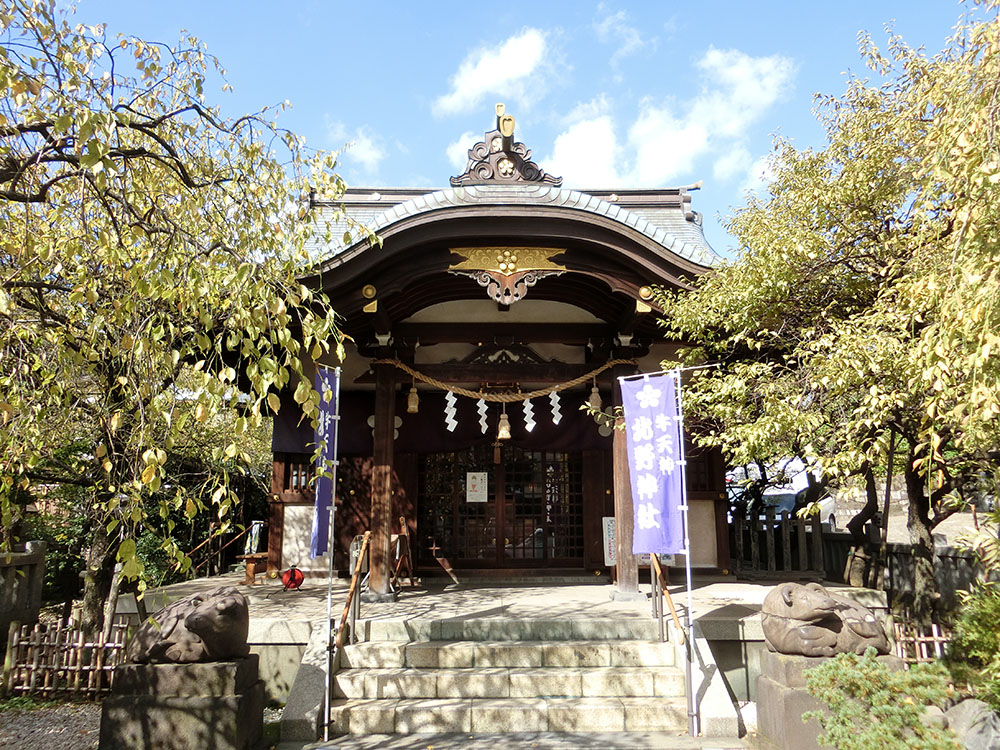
299;732;747;749
131;572;793;635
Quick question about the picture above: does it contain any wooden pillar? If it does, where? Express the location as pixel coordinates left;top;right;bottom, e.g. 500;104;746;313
611;361;643;601
365;362;397;601
267;455;285;573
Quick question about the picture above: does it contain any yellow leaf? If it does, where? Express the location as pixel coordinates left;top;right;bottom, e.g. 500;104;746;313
141;464;157;485
267;393;281;413
195;403;207;422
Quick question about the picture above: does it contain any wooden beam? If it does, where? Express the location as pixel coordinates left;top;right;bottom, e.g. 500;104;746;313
392;323;612;345
354;362;603;385
611;361;642;600
365;363;397;601
267;456;285;573
615;301;650;338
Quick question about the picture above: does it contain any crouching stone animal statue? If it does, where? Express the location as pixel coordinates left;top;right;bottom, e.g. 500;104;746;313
761;582;890;657
128;586;251;664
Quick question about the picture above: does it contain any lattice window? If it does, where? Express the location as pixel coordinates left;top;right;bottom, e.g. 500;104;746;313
418;446;583;565
283;454;315;493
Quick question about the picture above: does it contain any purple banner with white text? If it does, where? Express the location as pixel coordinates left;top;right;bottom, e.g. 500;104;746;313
619;372;684;555
310;367;340;558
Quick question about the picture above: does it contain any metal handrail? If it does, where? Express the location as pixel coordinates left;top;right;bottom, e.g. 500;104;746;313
186;524;262;575
335;531;371;651
650;554;685;645
323;531;370;741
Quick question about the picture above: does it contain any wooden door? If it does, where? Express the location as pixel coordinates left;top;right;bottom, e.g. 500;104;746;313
417;445;584;567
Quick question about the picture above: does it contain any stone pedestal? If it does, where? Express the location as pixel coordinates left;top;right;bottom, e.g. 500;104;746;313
756;650;903;750
99;655;264;750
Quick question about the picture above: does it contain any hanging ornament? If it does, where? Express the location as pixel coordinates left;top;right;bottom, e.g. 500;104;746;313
407;383;419;414
477;399;488;434
598;407;615;437
588;378;603;412
444;390;458;432
522;398;535;432
549;390;562;425
497;405;512;441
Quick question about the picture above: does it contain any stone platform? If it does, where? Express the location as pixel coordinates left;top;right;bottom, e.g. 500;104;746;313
99;655;264;750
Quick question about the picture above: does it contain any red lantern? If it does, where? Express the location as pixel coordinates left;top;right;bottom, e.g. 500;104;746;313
281;566;304;590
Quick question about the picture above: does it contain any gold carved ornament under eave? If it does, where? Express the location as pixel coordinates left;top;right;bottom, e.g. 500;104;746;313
449;246;566;275
448;247;568;304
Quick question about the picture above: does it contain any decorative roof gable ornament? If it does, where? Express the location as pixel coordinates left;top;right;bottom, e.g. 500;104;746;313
450;103;562;187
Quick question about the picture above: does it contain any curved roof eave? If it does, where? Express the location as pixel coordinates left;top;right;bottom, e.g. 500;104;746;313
309;184;722;275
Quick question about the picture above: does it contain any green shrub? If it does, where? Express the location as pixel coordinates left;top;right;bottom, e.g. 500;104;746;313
0;695;56;711
20;501;86;603
946;583;1000;711
804;648;960;750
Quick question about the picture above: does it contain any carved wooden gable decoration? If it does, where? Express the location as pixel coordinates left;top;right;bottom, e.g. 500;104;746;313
450;103;562;187
449;246;567;305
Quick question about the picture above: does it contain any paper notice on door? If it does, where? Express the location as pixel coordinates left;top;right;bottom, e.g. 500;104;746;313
467;471;488;503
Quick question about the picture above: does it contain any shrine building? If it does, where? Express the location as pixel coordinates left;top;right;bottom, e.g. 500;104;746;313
267;105;727;600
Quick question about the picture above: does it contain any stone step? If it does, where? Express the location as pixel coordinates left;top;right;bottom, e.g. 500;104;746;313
340;640;676;670
334;665;685;699
305;732;744;750
361;617;660;642
329;696;688;734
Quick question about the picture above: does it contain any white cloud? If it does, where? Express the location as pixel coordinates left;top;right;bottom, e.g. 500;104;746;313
446;130;478;171
562;94;612;127
545;46;794;188
713;145;752;182
326;120;386;174
594;5;652;72
741;154;776;194
433;28;549;117
692;47;796;139
349;130;386;173
548;115;624;187
628;102;709;184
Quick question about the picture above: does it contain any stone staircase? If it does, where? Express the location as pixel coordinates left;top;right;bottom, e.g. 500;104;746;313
330;617;688;735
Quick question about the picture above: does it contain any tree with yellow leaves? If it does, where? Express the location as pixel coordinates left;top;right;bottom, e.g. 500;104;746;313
1;0;354;633
661;2;1000;619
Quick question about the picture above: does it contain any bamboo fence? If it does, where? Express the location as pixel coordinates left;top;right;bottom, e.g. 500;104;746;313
892;619;951;665
3;619;130;698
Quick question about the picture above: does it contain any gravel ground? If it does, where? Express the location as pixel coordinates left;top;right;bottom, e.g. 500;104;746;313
0;701;285;750
0;701;102;750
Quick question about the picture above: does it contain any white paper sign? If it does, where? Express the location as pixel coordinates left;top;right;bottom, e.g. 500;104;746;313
467;472;488;503
603;517;667;566
603;516;617;566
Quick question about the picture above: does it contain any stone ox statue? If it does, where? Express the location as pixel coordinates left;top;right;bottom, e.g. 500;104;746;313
128;586;250;664
761;582;890;657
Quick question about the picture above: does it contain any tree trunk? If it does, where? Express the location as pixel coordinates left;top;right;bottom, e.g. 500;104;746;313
844;463;879;587
903;447;939;623
847;462;880;542
80;510;116;637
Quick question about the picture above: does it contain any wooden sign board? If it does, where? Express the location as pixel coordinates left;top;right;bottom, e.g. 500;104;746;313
467;472;488;503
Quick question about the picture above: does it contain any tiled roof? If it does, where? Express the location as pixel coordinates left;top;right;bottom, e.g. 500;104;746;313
306;185;721;269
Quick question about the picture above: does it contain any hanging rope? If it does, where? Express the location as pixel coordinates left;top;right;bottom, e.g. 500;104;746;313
372;358;637;403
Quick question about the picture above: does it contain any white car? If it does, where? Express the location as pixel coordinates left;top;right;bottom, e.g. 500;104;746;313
727;458;838;528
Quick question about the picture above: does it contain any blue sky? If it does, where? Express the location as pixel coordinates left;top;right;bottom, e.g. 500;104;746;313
76;1;972;255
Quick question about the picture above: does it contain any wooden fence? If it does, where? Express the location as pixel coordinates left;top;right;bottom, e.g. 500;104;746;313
732;510;825;579
821;530;979;611
3;619;129;698
893;619;951;665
